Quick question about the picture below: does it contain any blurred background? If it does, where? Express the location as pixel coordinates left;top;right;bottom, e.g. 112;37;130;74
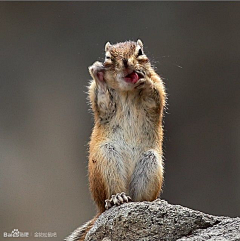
0;2;240;240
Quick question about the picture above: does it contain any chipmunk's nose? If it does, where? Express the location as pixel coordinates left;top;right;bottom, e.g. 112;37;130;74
123;58;128;68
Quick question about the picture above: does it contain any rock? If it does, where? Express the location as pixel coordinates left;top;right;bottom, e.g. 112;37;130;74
70;199;240;241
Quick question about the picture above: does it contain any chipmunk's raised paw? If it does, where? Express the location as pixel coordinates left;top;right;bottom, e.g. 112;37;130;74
89;61;105;82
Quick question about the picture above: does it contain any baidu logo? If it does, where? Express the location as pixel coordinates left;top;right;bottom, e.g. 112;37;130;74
3;229;29;238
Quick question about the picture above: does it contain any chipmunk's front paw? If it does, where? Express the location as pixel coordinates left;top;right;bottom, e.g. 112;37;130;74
134;77;152;89
88;61;105;83
105;192;132;210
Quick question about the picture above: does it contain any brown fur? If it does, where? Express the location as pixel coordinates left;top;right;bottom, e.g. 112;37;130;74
65;215;99;241
67;40;166;241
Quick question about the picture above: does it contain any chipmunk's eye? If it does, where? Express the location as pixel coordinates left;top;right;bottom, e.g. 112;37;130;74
137;48;143;56
104;55;113;66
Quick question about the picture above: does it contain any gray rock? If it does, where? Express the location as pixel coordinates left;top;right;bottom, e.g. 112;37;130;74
71;199;240;241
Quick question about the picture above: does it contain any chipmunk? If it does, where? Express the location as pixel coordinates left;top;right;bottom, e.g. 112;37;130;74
66;40;166;241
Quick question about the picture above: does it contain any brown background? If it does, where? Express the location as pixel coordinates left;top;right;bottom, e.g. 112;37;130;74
0;2;240;240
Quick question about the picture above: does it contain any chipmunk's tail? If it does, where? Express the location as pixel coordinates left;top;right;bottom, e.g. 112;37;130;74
65;215;99;241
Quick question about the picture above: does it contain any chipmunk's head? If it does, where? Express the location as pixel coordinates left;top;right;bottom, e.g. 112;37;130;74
103;40;151;91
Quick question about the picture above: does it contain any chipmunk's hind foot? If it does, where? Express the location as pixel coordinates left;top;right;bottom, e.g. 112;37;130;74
105;192;132;210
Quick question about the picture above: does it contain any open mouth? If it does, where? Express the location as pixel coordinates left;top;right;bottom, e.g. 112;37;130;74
124;71;144;84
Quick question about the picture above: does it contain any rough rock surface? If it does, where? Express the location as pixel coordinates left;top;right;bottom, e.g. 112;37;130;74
75;199;240;240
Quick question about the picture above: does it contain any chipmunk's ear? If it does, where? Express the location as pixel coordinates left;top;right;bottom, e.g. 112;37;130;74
105;42;112;52
136;39;145;57
137;39;143;48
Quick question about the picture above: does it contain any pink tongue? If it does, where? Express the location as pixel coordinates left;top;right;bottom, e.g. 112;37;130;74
125;72;139;84
130;72;139;83
124;72;140;84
